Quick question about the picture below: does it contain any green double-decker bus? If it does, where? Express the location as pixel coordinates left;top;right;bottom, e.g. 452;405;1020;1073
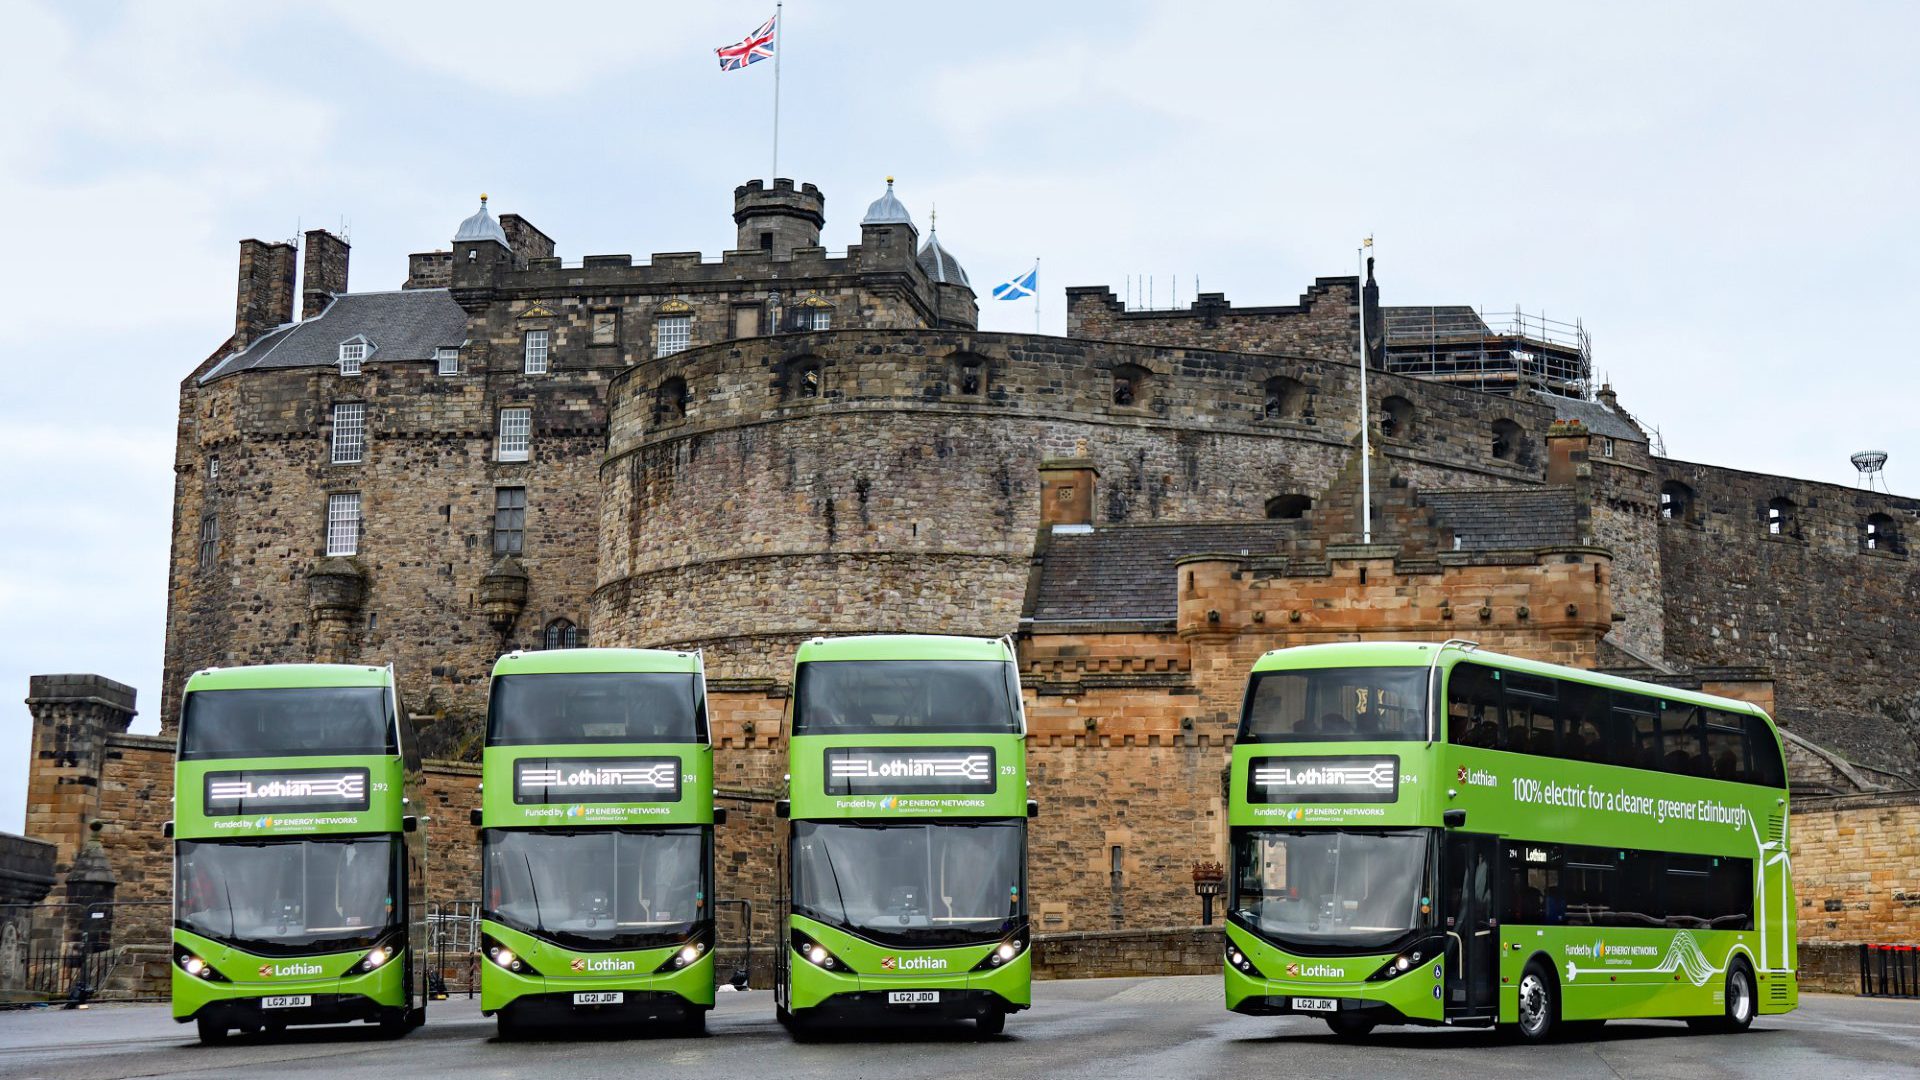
478;648;718;1036
776;635;1034;1037
170;664;428;1043
1224;641;1796;1042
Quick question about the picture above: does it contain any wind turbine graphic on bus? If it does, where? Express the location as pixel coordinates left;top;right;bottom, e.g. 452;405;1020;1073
1746;810;1792;972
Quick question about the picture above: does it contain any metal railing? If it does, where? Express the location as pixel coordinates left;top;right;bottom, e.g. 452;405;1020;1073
0;900;171;1007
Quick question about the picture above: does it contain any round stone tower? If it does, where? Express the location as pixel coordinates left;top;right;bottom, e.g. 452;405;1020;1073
733;178;825;256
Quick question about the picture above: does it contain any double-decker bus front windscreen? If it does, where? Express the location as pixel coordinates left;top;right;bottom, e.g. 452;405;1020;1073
176;837;399;955
1232;829;1429;950
792;820;1025;946
487;672;706;745
180;687;394;759
1240;667;1429;743
483;826;709;951
793;661;1021;736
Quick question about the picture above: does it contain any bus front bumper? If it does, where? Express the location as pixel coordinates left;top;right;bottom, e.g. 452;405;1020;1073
788;946;1032;1017
171;952;408;1027
482;951;715;1016
1222;926;1443;1024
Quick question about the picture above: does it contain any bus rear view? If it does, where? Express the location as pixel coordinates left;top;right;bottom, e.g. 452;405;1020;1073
170;664;427;1043
777;635;1033;1037
478;649;717;1036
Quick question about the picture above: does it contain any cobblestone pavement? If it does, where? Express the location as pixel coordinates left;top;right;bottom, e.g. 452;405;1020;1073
1;978;1917;1080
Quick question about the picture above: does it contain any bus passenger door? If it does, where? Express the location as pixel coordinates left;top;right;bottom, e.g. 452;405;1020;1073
1443;833;1499;1019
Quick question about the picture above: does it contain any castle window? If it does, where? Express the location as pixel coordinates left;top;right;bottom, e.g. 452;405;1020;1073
760;231;774;251
953;354;987;396
1659;481;1694;522
331;403;365;465
543;618;579;650
784;357;823;400
523;330;549;375
436;347;460;376
591;311;619;346
658;376;690;421
1602;437;1616;458
1491;418;1523;461
1112;363;1150;408
1265;494;1312;520
656;315;692;358
1865;512;1899;553
807;307;831;331
731;304;763;339
197;513;219;570
493;487;526;556
497;407;532;462
1765;497;1795;536
1263;376;1306;419
338;341;365;376
1379;395;1414;438
326;492;361;557
207;455;220;480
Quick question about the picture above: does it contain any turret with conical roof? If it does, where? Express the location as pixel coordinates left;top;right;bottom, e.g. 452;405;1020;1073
918;208;977;329
451;193;511;313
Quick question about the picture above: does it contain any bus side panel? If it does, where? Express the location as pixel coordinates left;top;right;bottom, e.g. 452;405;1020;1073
1500;926;1770;1022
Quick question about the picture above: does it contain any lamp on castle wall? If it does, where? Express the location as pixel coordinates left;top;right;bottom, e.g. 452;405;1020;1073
1192;861;1225;926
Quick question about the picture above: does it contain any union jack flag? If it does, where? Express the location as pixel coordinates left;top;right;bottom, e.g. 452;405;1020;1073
715;13;777;72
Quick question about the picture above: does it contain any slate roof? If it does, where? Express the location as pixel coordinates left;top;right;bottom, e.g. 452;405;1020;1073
1419;488;1582;551
1028;522;1301;623
201;289;469;383
917;233;969;288
1525;390;1645;443
1382;305;1492;340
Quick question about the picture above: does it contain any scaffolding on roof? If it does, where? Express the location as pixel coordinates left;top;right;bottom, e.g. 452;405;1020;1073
1383;305;1591;399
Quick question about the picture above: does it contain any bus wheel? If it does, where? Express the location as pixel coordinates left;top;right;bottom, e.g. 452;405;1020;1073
495;1010;524;1040
1324;1014;1375;1038
195;1017;228;1045
680;1008;708;1037
975;1009;1006;1037
1689;960;1755;1034
378;1011;410;1038
775;1002;792;1028
1515;962;1557;1044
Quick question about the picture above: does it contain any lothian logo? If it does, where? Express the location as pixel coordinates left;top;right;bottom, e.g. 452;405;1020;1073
571;958;587;972
880;956;897;971
1285;962;1300;976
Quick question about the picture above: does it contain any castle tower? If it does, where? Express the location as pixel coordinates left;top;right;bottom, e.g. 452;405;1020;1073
23;675;137;883
917;209;979;330
734;178;825;256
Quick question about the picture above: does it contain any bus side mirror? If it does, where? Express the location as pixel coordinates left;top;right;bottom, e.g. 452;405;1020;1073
403;815;419;833
775;799;790;819
163;820;174;839
1443;809;1467;829
1027;799;1039;818
714;808;729;826
469;808;482;827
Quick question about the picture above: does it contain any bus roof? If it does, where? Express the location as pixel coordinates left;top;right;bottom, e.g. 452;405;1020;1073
490;648;702;677
793;634;1014;665
1250;641;1773;723
183;663;392;693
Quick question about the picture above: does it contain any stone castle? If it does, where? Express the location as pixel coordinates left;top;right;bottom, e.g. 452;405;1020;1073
18;177;1920;982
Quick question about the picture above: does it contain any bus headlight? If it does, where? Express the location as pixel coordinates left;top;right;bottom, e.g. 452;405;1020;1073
791;931;851;973
483;935;542;976
971;933;1029;971
351;943;396;974
1225;945;1265;978
654;929;715;973
1367;947;1427;981
173;944;230;982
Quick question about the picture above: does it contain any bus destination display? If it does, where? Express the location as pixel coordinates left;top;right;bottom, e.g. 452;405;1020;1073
1245;755;1398;803
513;756;682;804
824;746;997;795
203;767;372;815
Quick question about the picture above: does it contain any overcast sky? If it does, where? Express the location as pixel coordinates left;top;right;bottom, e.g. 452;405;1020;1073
3;0;1916;831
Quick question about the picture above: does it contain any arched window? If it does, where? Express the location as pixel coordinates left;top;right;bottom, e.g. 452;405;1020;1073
783;356;823;400
1765;497;1796;537
1265;494;1312;520
1865;512;1899;553
1379;396;1414;439
1659;481;1694;522
952;354;988;397
1263;376;1306;420
543;618;579;650
1491;418;1524;461
657;375;689;421
1112;363;1150;407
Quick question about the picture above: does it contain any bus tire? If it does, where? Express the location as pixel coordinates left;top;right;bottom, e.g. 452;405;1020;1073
1514;961;1557;1044
195;1017;228;1045
1325;1013;1376;1038
975;1009;1006;1037
680;1008;708;1037
495;1009;524;1040
1689;960;1755;1034
775;1002;792;1028
378;1010;410;1038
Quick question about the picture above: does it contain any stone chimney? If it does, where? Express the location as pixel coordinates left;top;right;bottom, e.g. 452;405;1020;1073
234;238;296;347
1546;419;1591;487
301;229;350;321
499;214;555;263
1039;455;1098;530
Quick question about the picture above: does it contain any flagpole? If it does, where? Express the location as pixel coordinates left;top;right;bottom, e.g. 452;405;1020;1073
1357;242;1371;545
771;1;783;179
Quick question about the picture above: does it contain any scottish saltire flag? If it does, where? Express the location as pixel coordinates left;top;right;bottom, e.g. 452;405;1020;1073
992;264;1038;301
716;13;777;71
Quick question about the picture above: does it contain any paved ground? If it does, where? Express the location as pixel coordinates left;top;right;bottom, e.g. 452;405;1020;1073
2;979;1918;1079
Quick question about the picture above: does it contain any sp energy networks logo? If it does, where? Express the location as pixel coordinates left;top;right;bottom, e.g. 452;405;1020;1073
1284;961;1346;979
1456;764;1496;787
258;961;324;978
879;955;950;972
570;956;638;974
